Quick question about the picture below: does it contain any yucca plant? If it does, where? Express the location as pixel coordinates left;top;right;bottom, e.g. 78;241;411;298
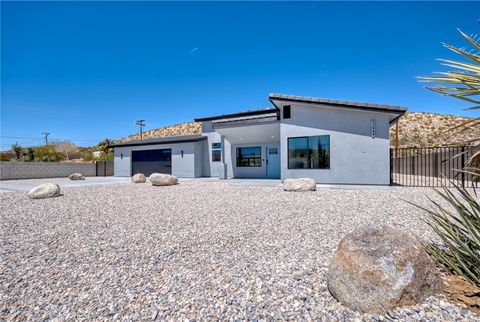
419;29;480;110
410;184;480;287
416;28;480;287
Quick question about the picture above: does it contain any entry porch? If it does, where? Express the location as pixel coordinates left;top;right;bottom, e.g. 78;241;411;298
214;121;281;179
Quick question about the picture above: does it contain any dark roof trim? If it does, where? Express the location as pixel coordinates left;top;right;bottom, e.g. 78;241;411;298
389;113;403;125
194;108;278;122
269;93;407;114
109;134;206;148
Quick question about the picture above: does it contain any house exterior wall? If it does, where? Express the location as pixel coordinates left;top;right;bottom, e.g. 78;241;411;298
201;121;230;178
113;141;203;178
114;102;396;184
279;103;391;185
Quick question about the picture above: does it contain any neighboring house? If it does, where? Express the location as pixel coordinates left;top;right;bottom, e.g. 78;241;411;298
110;93;406;185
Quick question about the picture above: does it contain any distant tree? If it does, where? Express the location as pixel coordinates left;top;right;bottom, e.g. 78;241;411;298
98;139;113;154
24;148;35;162
11;143;22;160
53;141;78;160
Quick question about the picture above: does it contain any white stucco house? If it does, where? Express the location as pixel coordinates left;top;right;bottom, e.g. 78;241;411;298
110;93;407;185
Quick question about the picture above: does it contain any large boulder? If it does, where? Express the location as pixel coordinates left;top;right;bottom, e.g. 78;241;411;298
27;183;61;199
149;173;178;186
132;173;146;183
68;173;85;180
327;225;441;314
283;178;316;191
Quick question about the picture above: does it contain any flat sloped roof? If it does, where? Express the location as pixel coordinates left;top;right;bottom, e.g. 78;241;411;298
269;93;407;113
194;108;278;122
109;134;206;148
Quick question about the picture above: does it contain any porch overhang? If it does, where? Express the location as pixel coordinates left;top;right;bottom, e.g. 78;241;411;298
214;121;280;144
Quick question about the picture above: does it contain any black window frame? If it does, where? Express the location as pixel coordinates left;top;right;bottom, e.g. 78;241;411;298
236;146;262;167
287;135;330;170
211;142;222;162
283;105;291;119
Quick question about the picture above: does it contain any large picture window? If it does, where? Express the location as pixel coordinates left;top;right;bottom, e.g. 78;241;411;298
236;146;261;167
288;135;330;169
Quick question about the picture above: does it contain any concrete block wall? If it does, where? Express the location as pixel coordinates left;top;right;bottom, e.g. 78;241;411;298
0;162;97;180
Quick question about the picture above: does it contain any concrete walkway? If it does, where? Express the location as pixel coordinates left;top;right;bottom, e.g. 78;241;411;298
180;177;284;187
0;177;131;193
1;176;396;193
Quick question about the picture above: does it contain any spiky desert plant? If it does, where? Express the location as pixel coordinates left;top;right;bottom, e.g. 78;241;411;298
412;183;480;287
419;29;480;110
416;28;480;286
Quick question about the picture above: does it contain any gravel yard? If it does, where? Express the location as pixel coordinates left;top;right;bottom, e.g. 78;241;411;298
1;181;478;321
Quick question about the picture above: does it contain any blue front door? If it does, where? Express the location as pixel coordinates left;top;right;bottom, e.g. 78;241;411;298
266;145;280;179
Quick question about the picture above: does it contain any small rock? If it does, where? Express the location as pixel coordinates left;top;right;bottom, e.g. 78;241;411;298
68;173;85;180
132;173;146;183
283;178;316;192
27;183;61;199
149;173;178;186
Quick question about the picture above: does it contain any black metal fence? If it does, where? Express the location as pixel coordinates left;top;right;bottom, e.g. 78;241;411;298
390;146;477;187
95;160;114;176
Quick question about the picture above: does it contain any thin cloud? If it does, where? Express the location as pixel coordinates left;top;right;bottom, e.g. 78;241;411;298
187;47;198;55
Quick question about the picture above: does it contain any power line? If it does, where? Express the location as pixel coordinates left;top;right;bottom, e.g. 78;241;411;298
0;136;101;142
0;136;42;139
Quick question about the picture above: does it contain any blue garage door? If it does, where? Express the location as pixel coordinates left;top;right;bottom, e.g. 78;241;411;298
132;149;172;176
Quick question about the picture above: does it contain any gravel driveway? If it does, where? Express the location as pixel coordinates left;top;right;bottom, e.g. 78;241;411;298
0;181;478;321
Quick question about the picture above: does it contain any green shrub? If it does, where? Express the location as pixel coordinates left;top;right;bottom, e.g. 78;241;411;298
0;153;11;161
33;145;64;162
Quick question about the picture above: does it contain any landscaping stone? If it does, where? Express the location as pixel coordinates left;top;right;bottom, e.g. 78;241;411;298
26;183;61;199
283;178;316;191
149;173;178;186
131;173;146;183
327;225;442;314
443;275;480;315
68;173;85;180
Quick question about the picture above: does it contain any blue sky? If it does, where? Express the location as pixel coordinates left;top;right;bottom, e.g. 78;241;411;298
1;1;479;148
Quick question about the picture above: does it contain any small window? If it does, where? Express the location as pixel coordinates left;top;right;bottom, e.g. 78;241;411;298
283;105;291;119
288;135;330;169
269;148;278;155
237;146;261;167
212;143;221;162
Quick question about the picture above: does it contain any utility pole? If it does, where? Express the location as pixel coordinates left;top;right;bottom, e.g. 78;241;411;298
135;120;145;140
41;132;50;145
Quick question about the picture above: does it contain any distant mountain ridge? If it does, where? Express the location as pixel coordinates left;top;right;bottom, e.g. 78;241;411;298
116;112;479;148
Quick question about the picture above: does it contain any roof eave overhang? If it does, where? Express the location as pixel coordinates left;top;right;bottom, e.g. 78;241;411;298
108;136;207;148
269;97;406;126
194;108;279;122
